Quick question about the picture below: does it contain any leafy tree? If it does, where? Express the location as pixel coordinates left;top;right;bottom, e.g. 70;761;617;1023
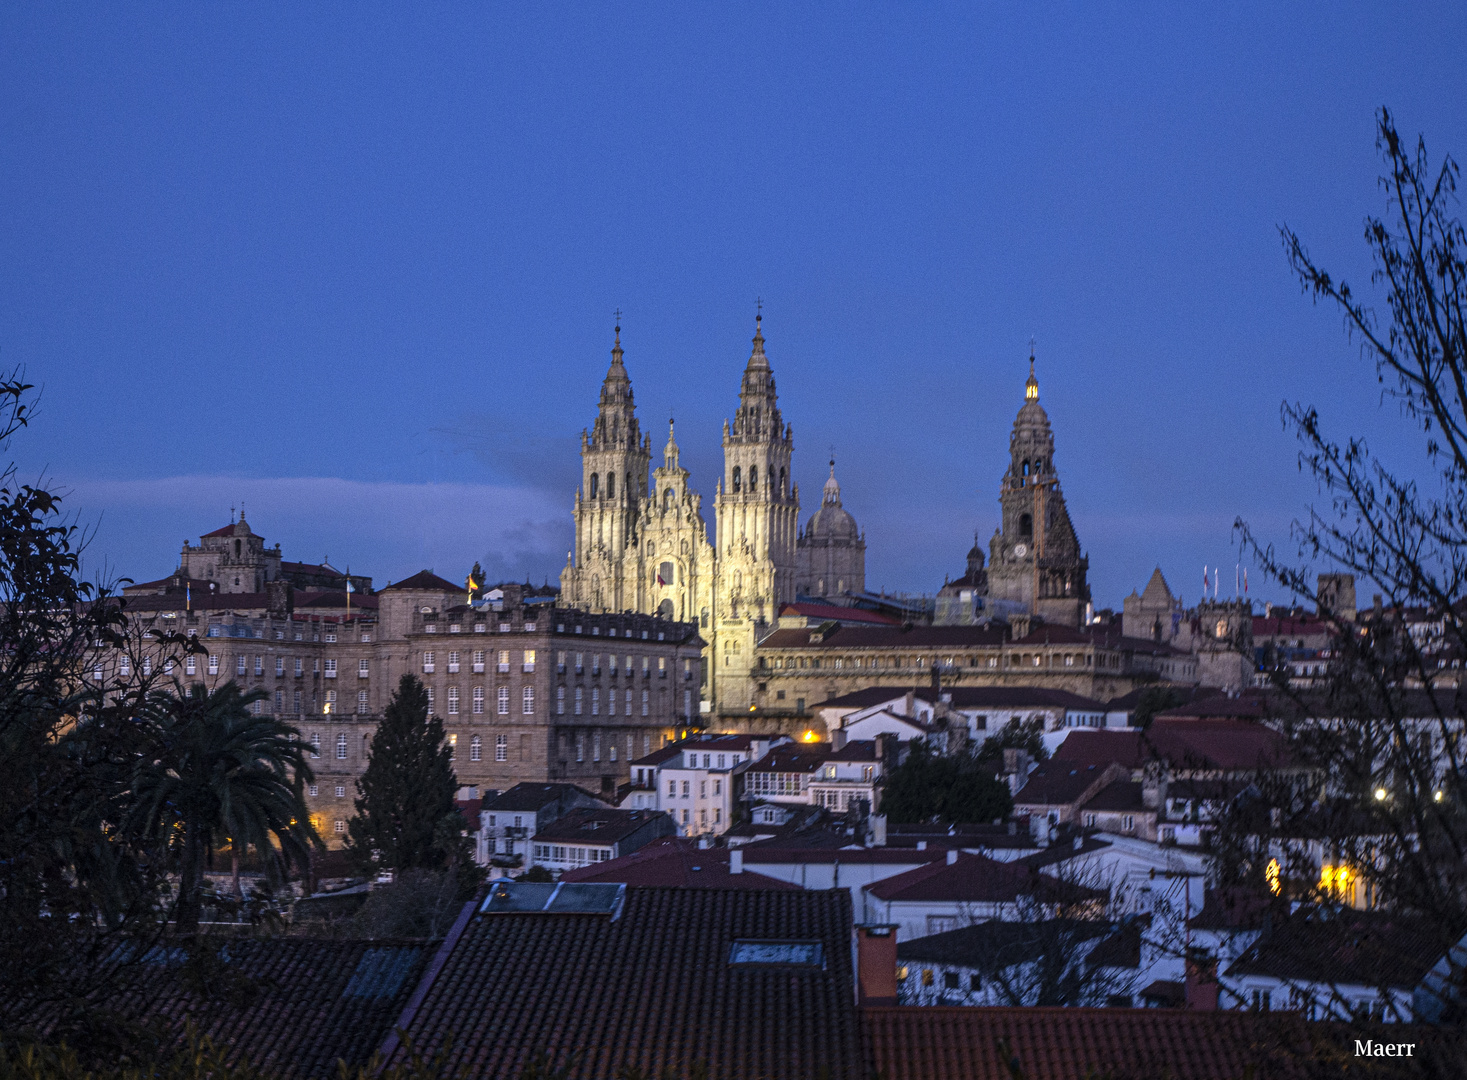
125;682;319;931
1129;686;1187;731
0;374;193;1035
353;868;465;938
346;675;474;879
1228;109;1467;1027
974;717;1049;767
878;741;1014;824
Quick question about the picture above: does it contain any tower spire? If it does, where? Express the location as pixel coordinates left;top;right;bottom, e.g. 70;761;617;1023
1025;348;1039;402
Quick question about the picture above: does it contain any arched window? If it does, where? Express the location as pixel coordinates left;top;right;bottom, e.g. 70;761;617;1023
626;472;633;498
732;466;742;492
779;467;787;494
234;539;241;557
700;607;709;628
748;466;758;493
607;472;615;498
589;473;599;499
1019;513;1033;540
664;487;674;509
1035;458;1045;473
1022;460;1030;476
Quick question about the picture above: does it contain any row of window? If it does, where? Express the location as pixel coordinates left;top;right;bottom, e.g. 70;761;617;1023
200;625;369;643
97;655;371;679
446;733;510;761
555;686;655;716
532;843;612;865
668;778;724;799
561;732;654;763
746;772;805;796
422;650;517;674
424;685;533;715
763;652;1099;671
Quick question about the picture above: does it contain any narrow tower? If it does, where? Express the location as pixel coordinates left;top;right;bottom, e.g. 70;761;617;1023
986;352;1089;628
562;322;652;612
712;312;800;710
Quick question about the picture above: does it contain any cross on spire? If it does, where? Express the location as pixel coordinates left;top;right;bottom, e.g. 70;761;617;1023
756;296;763;323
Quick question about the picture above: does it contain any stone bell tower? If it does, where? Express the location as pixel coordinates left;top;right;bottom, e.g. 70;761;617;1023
712;313;801;710
561;322;652;613
986;352;1090;628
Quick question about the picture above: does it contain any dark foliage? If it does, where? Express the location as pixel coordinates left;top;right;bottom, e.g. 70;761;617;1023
1227;109;1467;1027
345;675;475;884
879;741;1014;824
125;682;319;931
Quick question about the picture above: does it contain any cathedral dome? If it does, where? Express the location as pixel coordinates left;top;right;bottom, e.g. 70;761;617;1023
804;460;860;541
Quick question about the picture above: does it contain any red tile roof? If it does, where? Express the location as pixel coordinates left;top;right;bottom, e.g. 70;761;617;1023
861;1006;1331;1080
72;938;433;1079
865;852;1101;905
387;886;865;1079
745;744;834;774
1082;779;1146;812
1052;720;1290;772
758;624;1010;649
559;838;800;890
780;601;902;625
381;570;466;593
1226;909;1452;989
1013;762;1116;806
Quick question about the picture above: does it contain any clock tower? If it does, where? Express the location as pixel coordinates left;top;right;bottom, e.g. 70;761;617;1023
986;353;1090;628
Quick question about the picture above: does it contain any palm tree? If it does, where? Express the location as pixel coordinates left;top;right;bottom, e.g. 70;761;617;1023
126;681;320;931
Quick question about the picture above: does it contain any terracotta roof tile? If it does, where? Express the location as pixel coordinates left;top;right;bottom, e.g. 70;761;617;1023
388;886;865;1079
381;570;466;593
92;938;433;1079
861;1006;1336;1080
1226;909;1452;988
866;853;1101;905
559;839;800;890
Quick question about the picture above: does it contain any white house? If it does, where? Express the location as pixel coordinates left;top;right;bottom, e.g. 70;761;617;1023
529;807;677;876
622;733;787;836
862;850;1106;943
478;782;609;876
1221;909;1454;1022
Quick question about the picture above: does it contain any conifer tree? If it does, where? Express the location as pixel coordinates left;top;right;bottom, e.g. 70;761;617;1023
346;674;472;875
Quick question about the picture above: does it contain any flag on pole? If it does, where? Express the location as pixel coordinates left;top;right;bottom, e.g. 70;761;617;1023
186;580;191;613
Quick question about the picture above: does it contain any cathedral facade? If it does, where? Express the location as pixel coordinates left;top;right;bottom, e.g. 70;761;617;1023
562;324;1092;718
561;316;816;717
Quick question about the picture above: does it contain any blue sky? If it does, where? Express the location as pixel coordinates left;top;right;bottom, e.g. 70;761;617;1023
3;4;1464;607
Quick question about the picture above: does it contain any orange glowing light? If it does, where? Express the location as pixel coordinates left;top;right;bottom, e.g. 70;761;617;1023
801;730;819;743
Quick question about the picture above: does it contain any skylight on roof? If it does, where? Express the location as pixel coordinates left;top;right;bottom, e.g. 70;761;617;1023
728;940;826;968
479;881;626;918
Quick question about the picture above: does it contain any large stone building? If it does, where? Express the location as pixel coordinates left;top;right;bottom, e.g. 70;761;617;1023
984;357;1090;627
110;521;702;845
561;315;815;718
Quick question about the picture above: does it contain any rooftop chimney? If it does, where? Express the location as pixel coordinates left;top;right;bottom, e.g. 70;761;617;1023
729;849;743;875
855;926;899;1006
1185;955;1219;1011
946;849;958;865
